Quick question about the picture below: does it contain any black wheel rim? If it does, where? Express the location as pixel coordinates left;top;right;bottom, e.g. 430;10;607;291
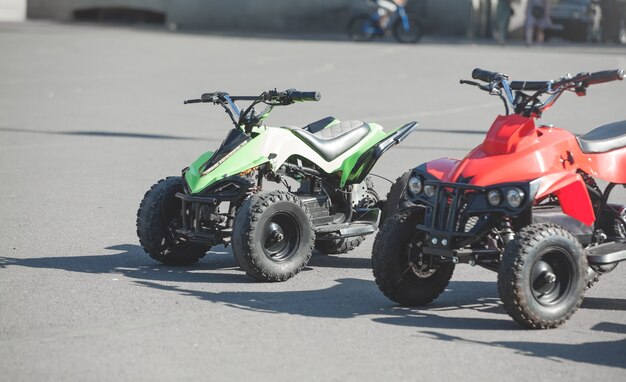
357;189;380;208
530;247;575;306
262;212;301;262
403;232;437;283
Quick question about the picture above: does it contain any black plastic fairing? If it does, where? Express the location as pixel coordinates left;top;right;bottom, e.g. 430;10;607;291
201;128;250;173
350;121;418;185
199;176;254;199
532;205;593;244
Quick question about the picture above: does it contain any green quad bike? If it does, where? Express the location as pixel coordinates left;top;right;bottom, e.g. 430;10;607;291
137;89;417;281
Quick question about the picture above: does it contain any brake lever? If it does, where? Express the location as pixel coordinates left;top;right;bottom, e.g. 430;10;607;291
183;99;203;104
460;79;491;92
460;80;498;95
460;79;480;86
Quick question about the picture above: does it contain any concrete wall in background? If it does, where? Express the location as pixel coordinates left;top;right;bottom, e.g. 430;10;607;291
25;0;512;37
27;0;167;21
0;0;26;21
166;0;361;33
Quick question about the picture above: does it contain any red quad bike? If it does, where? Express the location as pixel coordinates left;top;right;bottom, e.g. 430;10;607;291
373;68;626;329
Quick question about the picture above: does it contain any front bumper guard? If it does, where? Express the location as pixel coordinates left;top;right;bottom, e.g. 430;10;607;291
411;177;531;259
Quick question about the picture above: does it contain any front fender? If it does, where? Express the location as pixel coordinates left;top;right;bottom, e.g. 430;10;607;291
423;158;461;180
184;150;214;194
535;172;595;226
184;139;269;194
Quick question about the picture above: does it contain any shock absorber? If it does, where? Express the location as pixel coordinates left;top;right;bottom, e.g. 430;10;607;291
499;218;515;244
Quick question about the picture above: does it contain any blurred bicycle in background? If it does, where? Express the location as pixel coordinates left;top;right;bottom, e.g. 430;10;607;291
347;0;424;43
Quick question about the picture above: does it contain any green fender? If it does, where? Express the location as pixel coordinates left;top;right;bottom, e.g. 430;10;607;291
184;138;269;194
338;122;398;187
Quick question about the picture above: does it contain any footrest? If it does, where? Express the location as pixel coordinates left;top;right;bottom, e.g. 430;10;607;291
315;222;376;238
586;241;626;265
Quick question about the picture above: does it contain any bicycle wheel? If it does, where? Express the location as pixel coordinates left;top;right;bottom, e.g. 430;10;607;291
392;16;423;43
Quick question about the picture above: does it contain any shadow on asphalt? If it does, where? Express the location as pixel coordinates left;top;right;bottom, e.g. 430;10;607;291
0;125;486;138
0;244;505;322
0;244;250;284
0;244;376;283
2;244;625;369
0;126;476;152
581;296;626;311
2;244;626;341
0;126;222;142
420;328;626;369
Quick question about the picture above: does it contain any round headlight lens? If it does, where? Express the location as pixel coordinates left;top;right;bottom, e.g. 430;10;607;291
487;190;502;206
407;176;423;196
424;185;436;197
506;188;525;208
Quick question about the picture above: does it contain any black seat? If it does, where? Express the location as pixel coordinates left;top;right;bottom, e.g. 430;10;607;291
304;118;366;138
303;116;338;135
576;120;626;154
292;121;371;162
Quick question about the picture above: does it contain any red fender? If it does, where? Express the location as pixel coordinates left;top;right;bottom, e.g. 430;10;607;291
584;147;626;184
426;158;460;180
535;172;595;226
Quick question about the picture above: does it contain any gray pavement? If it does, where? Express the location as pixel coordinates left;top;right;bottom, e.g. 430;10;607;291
1;21;626;381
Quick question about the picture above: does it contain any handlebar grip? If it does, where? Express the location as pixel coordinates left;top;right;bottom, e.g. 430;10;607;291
584;69;624;86
288;91;321;102
509;81;547;91
201;93;216;101
472;68;499;82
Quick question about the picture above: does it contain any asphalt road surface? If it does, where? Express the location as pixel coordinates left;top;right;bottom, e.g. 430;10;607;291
1;21;626;381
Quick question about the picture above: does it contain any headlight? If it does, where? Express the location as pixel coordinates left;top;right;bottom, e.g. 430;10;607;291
506;188;525;208
407;176;423;196
487;190;502;206
424;185;436;197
